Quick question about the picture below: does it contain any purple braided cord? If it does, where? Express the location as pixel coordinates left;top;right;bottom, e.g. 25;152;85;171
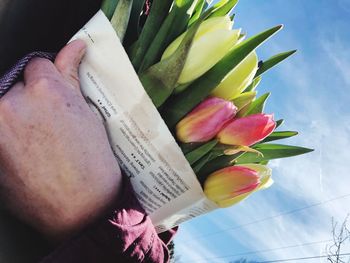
0;52;56;97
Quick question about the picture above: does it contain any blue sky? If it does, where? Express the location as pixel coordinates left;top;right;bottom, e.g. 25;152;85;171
173;0;350;262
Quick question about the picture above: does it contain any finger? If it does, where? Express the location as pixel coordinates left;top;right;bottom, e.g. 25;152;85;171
24;58;58;86
54;39;86;90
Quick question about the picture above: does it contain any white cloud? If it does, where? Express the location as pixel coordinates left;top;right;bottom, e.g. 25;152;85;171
322;36;350;86
173;2;350;263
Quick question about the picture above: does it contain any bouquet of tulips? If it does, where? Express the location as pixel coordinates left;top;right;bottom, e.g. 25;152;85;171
98;0;312;209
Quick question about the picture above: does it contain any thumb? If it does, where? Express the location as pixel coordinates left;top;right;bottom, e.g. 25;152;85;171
55;39;86;90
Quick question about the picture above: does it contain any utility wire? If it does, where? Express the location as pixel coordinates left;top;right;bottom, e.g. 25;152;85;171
180;193;350;244
258;252;350;263
190;239;333;262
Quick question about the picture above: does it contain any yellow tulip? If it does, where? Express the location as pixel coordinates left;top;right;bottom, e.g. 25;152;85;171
211;51;258;100
204;164;272;208
162;16;241;84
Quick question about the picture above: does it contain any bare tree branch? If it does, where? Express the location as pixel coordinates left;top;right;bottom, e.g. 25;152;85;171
326;215;350;263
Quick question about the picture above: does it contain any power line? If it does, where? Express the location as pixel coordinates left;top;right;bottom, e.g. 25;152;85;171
259;252;350;263
190;239;332;262
180;193;350;244
218;239;331;259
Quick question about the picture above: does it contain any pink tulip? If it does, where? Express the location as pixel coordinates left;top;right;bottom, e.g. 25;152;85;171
176;97;237;143
204;166;260;206
204;164;273;208
217;113;276;146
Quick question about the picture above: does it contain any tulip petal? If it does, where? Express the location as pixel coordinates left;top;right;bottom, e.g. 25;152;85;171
178;29;241;84
238;164;272;186
211;51;258;100
176;97;237;142
217;192;251;207
217;113;276;146
213;164;272;208
162;16;234;60
204;166;260;203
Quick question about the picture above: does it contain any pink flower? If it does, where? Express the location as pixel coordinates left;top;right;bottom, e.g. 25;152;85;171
204;166;260;207
217;113;275;146
204;164;273;208
176;97;237;143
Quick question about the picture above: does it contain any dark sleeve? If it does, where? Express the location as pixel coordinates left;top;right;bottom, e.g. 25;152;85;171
40;178;177;263
0;0;102;75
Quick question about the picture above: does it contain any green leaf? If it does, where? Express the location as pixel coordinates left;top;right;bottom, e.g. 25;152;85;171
261;131;298;143
111;0;134;41
138;0;196;73
124;0;146;45
255;50;297;78
235;144;314;164
203;0;211;10
196;153;243;183
236;102;251;117
128;0;173;71
243;92;270;116
185;140;218;165
180;142;204;154
231;91;257;111
276;119;284;128
259;160;269;165
139;12;207;107
243;75;261;93
209;0;239;17
188;0;206;26
101;0;120;19
192;153;213;175
162;24;283;128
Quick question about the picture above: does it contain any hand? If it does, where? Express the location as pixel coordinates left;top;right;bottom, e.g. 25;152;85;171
0;40;122;241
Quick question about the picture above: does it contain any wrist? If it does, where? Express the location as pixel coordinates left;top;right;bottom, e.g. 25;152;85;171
37;168;123;242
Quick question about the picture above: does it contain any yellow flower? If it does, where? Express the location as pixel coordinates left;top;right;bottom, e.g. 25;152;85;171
204;164;272;208
211;51;258;100
162;16;241;84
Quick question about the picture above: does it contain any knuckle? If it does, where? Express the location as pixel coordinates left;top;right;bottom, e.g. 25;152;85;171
25;58;50;74
28;76;52;91
28;77;67;102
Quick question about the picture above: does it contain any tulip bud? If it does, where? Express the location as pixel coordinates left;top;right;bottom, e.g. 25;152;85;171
176;97;237;143
217;113;276;146
205;164;272;208
204;166;260;207
211;51;259;100
240;164;273;190
162;16;241;84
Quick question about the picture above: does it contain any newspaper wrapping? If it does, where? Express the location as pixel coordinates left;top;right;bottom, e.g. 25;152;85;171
71;10;219;233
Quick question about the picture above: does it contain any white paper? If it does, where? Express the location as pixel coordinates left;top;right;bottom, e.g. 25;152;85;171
70;11;218;232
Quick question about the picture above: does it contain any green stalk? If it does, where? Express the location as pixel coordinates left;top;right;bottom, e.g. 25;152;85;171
101;0;120;20
138;0;196;73
123;0;147;46
111;0;134;41
129;0;174;71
